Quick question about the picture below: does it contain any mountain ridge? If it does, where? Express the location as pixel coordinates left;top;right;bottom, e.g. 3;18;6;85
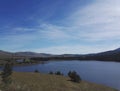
0;48;120;61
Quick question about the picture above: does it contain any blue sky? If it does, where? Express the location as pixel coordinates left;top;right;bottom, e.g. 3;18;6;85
0;0;120;54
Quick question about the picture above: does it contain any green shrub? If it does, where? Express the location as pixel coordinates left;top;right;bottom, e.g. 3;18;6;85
49;71;53;74
34;69;39;73
68;71;81;83
55;71;63;75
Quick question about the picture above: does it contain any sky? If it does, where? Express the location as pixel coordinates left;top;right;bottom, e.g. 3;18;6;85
0;0;120;54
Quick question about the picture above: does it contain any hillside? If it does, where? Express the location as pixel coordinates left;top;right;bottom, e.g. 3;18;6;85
0;72;117;91
0;50;12;59
0;50;52;60
14;52;52;57
1;47;120;62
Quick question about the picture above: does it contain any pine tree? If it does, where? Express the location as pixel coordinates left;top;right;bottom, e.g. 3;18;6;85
68;71;81;83
1;62;13;85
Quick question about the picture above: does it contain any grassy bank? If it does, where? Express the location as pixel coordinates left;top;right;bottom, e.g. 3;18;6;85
0;72;118;91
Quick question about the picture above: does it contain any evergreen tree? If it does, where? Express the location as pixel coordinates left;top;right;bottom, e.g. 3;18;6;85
68;71;81;83
1;62;13;85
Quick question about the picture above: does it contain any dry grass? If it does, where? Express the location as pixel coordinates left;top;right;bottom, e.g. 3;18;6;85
1;72;116;91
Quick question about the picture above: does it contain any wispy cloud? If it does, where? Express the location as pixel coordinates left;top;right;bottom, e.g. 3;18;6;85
1;0;120;53
67;0;120;41
35;0;120;42
38;24;70;40
33;44;120;54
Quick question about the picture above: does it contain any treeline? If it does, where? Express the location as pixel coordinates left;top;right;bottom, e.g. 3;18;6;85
30;54;120;62
30;56;97;61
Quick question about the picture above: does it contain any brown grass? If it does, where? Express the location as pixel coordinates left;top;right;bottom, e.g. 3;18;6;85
0;72;118;91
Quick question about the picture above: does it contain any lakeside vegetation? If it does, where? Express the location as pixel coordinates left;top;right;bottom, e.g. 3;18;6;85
0;51;119;91
1;48;120;67
0;72;118;91
0;62;118;91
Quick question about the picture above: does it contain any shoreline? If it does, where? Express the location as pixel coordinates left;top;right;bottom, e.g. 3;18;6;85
10;72;119;91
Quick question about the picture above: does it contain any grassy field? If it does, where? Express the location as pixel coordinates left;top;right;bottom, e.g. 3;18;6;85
0;72;117;91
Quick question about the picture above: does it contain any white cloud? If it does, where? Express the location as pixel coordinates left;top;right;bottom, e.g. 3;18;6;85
33;44;119;54
34;0;120;42
1;0;120;53
32;0;120;54
0;28;39;50
71;0;120;25
38;24;70;40
67;0;120;41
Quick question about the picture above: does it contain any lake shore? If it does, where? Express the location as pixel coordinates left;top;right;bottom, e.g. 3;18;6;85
0;72;118;91
0;60;120;90
0;60;48;67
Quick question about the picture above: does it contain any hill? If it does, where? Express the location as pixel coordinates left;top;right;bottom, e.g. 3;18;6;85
0;72;118;91
0;50;12;59
14;52;52;57
1;47;120;62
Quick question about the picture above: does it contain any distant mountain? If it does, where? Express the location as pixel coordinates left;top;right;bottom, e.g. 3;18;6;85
0;50;82;60
82;48;120;61
53;48;120;61
95;48;120;56
0;50;52;59
14;52;52;57
0;47;120;62
114;48;120;52
0;50;12;58
0;50;12;55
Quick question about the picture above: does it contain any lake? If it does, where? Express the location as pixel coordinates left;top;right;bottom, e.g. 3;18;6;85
3;60;120;90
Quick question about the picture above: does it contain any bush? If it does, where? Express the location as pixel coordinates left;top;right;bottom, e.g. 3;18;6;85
55;71;63;75
34;69;39;73
68;71;81;83
49;71;53;74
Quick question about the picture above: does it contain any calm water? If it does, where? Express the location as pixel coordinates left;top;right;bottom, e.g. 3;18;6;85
4;60;120;89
